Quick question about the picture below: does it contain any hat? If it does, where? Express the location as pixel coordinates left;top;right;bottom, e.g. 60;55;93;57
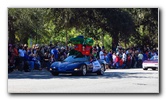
24;44;27;47
35;44;39;47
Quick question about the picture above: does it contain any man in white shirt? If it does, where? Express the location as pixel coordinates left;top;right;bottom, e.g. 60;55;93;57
138;52;143;60
99;49;105;60
122;51;127;62
138;51;143;68
112;52;116;68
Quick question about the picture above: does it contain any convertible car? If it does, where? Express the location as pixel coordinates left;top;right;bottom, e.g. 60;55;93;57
49;55;106;76
142;55;158;70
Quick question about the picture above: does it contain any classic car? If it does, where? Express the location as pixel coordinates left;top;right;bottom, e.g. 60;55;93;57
49;55;106;76
142;55;158;70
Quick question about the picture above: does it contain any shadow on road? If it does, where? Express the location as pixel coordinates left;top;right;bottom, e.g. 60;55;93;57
8;69;158;80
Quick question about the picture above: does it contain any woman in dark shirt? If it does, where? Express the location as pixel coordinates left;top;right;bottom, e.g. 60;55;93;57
44;51;51;70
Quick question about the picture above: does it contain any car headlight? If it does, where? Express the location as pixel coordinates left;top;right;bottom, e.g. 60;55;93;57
74;68;80;71
50;67;56;71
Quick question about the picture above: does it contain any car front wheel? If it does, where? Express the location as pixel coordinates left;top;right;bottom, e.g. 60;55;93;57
152;68;157;70
80;65;87;76
143;68;148;70
97;64;105;75
51;72;59;76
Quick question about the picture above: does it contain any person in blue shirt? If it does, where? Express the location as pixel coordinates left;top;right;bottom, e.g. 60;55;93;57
143;51;148;61
150;54;158;60
53;47;59;61
28;49;35;71
106;50;113;68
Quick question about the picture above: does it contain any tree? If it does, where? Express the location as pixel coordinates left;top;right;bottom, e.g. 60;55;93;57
8;8;158;50
125;8;158;49
8;8;48;44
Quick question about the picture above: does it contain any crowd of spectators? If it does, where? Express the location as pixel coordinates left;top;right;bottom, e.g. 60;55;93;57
8;43;158;72
8;43;69;72
92;45;158;69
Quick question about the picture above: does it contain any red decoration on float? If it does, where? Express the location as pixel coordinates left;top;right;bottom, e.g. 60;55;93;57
74;44;82;52
81;45;92;55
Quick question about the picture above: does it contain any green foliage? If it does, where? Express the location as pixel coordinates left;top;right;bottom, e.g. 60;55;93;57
104;34;112;51
8;8;158;50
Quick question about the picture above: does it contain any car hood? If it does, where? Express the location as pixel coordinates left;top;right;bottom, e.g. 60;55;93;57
143;60;158;63
51;61;82;69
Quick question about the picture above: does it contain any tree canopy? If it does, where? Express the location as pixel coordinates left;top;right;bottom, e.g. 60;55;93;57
8;8;158;50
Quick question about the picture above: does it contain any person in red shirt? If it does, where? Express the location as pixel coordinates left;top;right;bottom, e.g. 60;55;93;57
126;54;131;68
119;59;123;66
13;45;19;70
119;58;126;69
115;54;120;69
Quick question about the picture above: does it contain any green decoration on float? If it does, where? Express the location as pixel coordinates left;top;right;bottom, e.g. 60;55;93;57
85;38;94;46
69;35;84;45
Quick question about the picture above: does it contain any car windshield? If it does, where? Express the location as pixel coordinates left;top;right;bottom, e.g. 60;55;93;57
64;55;89;62
150;55;158;60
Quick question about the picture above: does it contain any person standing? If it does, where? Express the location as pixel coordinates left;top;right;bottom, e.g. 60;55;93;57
115;54;120;69
44;51;51;70
99;49;105;60
143;51;148;61
96;44;101;59
18;45;25;71
126;54;131;69
53;47;59;61
138;51;143;68
122;50;127;64
112;52;116;68
50;46;55;62
131;51;137;68
28;53;35;71
92;46;97;59
12;44;19;70
8;44;14;67
107;50;113;68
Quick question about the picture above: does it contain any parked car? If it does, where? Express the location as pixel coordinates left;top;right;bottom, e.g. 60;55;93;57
142;55;158;70
49;55;106;76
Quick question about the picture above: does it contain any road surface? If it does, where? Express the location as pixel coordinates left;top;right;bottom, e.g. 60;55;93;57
8;68;159;93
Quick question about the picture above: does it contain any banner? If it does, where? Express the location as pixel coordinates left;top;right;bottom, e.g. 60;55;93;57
92;60;101;72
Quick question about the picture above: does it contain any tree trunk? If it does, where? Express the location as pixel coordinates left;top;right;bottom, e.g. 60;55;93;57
112;32;119;51
8;18;16;44
102;33;104;47
66;30;68;47
8;30;15;44
22;34;29;45
36;29;38;44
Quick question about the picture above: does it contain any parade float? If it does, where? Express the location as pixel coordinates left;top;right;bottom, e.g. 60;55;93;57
49;35;105;76
69;35;94;56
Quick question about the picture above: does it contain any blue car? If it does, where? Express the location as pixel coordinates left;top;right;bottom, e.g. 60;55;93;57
49;55;106;76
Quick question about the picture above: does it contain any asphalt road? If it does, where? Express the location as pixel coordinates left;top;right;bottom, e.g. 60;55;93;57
8;68;159;93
